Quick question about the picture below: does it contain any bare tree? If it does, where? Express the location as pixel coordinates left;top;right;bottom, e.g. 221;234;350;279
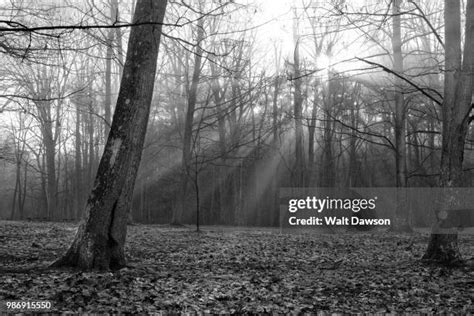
391;0;412;232
171;15;205;225
423;0;474;264
292;8;305;187
53;0;168;270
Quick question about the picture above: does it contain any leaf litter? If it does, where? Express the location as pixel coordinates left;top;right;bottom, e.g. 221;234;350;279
0;220;472;313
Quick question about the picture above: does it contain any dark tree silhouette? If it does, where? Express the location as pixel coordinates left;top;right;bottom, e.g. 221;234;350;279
53;0;168;270
423;0;474;264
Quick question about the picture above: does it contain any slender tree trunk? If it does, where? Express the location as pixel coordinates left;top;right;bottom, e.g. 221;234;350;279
75;103;83;219
226;45;245;225
20;159;26;218
55;134;62;221
235;160;243;225
62;136;70;220
293;27;305;187
272;74;281;226
428;119;437;178
11;160;19;220
272;76;280;146
391;0;411;232
43;121;57;220
88;100;95;186
210;65;227;225
104;0;122;137
424;0;474;264
53;0;167;270
39;154;48;218
307;91;318;185
105;31;113;135
82;109;89;189
194;159;200;232
10;135;22;219
347;98;359;187
321;74;336;187
113;0;124;80
172;18;204;225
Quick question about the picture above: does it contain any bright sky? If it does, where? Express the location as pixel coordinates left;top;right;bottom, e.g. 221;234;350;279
244;0;379;76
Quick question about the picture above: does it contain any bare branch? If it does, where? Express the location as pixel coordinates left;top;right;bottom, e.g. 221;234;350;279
356;57;443;106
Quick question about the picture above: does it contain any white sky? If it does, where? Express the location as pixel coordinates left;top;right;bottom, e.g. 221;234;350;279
244;0;378;76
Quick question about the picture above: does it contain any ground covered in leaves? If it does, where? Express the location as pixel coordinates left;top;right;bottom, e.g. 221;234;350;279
0;221;473;314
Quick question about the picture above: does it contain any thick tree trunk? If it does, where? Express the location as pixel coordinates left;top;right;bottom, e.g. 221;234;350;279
423;0;474;264
53;0;167;270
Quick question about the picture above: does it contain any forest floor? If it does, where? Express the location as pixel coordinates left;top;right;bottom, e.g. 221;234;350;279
0;221;473;314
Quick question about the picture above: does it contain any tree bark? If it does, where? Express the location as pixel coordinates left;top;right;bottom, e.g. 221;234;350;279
347;92;360;187
53;0;167;270
272;72;281;227
210;63;227;225
88;97;95;186
391;0;411;232
320;72;336;187
104;29;113;135
424;0;474;264
307;87;318;185
171;17;204;225
43;116;57;219
112;0;124;79
75;103;83;219
11;159;19;219
293;21;305;187
104;0;122;137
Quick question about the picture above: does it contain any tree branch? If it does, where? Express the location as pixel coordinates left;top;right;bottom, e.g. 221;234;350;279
356;57;443;106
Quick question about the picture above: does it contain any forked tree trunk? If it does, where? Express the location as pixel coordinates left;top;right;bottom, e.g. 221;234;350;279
53;0;167;270
423;0;474;264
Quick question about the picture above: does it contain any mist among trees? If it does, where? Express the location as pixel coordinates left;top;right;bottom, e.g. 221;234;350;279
0;0;473;313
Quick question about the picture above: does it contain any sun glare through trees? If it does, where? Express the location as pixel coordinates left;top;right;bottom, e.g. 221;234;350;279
0;0;473;314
